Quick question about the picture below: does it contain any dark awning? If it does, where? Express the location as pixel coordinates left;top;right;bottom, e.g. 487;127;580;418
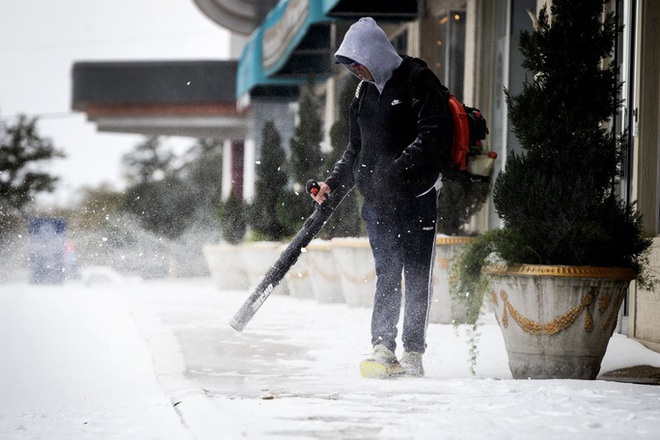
72;60;246;138
323;0;421;20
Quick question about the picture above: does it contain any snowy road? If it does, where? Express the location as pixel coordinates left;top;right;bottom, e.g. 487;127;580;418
2;277;660;439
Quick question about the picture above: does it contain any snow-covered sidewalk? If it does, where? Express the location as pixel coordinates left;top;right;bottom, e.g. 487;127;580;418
0;282;189;439
1;277;660;439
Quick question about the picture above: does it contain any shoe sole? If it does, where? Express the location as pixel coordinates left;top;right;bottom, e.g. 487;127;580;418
360;360;406;379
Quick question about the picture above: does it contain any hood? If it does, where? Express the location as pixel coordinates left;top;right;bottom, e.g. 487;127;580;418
335;17;403;94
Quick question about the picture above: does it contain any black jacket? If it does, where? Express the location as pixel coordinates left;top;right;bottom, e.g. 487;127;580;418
326;56;452;206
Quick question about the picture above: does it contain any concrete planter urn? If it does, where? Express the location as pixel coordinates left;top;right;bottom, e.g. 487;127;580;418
484;264;636;380
331;237;376;308
203;243;248;290
430;236;473;324
306;239;344;304
239;241;289;296
281;243;314;300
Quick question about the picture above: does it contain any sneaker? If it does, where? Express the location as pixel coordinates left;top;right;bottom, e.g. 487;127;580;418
400;351;424;377
360;345;405;379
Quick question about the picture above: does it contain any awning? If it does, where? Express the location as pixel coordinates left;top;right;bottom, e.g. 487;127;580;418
236;26;301;107
192;0;257;36
236;0;333;106
73;60;247;139
323;0;421;20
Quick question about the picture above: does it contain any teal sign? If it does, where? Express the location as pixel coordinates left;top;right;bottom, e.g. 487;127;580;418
236;0;332;102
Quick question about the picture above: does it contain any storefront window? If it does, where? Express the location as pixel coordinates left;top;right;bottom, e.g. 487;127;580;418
391;29;408;55
432;11;466;102
613;0;636;207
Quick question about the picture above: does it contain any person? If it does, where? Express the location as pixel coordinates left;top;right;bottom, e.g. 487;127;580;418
310;17;452;378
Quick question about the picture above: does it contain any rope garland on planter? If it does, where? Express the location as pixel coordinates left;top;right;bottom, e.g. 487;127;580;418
602;293;623;332
306;258;340;282
333;258;377;284
491;289;624;335
492;289;598;335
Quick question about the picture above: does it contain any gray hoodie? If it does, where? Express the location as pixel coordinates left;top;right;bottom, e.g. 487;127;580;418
335;17;403;94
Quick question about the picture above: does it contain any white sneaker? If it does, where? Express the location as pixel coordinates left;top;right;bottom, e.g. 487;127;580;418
360;345;405;379
400;351;424;377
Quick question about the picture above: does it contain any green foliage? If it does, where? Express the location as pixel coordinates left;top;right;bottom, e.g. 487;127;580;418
493;150;652;275
181;139;224;222
289;80;325;185
0;115;64;218
285;80;325;233
249;120;290;241
437;179;491;235
121;136;175;184
494;0;652;278
120;137;223;239
122;176;195;239
450;229;517;322
452;0;654;371
217;190;246;245
449;228;518;374
320;75;364;238
274;190;309;235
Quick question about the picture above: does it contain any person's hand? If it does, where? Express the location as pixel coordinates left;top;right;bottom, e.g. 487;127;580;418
311;181;331;204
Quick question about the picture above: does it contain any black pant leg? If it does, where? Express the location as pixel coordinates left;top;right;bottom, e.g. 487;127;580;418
401;189;438;354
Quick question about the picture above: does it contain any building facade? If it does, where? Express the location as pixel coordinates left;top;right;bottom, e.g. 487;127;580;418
72;0;660;351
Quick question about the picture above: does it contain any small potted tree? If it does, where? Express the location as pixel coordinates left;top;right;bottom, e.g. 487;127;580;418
241;120;291;295
307;76;363;304
320;76;375;308
218;190;247;246
282;81;325;299
204;190;248;290
453;0;653;379
437;180;491;238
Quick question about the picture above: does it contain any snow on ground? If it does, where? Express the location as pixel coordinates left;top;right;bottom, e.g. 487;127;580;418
0;280;188;439
1;276;660;439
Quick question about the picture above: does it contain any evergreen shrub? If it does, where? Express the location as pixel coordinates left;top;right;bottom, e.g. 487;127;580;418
453;0;654;321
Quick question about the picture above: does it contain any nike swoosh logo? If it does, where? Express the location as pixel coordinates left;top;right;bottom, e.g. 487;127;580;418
391;99;402;106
